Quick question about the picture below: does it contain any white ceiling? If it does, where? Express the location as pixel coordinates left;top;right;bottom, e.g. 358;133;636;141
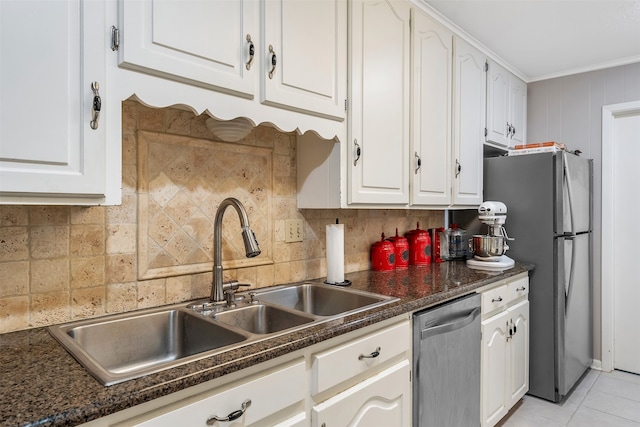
420;0;640;82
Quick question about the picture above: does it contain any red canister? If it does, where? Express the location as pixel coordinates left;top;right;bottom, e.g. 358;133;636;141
387;228;409;269
405;222;432;266
371;233;395;271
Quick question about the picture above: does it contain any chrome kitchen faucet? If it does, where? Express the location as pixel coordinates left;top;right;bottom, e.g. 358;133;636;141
211;198;261;304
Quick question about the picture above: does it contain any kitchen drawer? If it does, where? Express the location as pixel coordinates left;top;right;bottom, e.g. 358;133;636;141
122;360;305;427
481;284;508;315
507;276;529;302
311;320;410;395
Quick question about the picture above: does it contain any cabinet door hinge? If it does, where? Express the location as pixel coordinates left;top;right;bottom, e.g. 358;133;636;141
484;127;488;137
344;99;348;112
484;61;489;72
111;25;120;51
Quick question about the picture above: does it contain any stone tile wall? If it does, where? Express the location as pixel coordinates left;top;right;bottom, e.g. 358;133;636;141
0;100;444;333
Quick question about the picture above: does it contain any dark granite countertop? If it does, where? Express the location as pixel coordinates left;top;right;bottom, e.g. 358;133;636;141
0;261;532;427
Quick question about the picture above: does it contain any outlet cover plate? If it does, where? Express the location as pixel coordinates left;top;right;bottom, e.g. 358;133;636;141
285;219;304;243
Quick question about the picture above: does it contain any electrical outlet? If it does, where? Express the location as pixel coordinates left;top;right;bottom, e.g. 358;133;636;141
285;219;304;243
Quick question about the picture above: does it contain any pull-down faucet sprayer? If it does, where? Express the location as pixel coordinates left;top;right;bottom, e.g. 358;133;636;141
211;198;261;303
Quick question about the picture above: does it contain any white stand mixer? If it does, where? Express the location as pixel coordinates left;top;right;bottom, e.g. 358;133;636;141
466;201;515;272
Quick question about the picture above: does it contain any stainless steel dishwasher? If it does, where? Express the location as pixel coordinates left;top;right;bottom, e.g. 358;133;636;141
413;293;481;427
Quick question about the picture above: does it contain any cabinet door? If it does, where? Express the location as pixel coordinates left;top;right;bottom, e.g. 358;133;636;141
262;0;346;120
507;300;529;407
481;310;509;427
119;0;257;97
410;9;452;206
348;0;410;205
509;75;527;148
312;360;411;427
452;37;485;206
0;0;107;202
485;60;510;147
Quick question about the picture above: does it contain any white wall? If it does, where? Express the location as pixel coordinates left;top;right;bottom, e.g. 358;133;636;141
527;62;640;361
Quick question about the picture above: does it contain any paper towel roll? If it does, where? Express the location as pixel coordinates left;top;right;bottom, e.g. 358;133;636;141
326;223;345;284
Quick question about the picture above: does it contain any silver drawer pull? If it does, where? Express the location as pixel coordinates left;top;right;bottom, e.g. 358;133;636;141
516;286;526;292
358;347;381;360
491;296;503;303
206;399;251;424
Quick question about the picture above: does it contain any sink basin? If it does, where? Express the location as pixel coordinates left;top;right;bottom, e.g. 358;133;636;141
49;307;247;385
213;304;315;335
50;282;397;386
252;283;391;317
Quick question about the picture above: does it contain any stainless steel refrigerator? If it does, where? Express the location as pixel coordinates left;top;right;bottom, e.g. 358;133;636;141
483;151;593;402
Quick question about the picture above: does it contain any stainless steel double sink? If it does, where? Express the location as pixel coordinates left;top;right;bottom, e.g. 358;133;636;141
49;282;396;386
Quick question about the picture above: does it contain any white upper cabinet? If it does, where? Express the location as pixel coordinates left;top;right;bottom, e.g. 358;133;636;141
410;9;453;207
486;61;510;147
262;0;346;120
116;0;346;138
0;0;113;205
118;0;257;97
486;60;527;148
409;15;484;209
298;3;486;209
509;76;527;147
348;0;411;205
452;37;485;206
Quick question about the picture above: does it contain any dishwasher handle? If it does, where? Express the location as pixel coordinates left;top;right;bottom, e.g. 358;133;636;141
420;307;481;340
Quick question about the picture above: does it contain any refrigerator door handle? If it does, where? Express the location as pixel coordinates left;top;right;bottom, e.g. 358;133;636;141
565;234;577;313
563;152;577;234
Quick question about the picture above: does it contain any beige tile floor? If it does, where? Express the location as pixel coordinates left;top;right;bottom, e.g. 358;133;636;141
499;370;640;426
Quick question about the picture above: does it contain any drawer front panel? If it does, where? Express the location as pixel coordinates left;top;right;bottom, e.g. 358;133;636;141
481;284;508;314
312;321;410;395
507;276;529;302
129;360;305;427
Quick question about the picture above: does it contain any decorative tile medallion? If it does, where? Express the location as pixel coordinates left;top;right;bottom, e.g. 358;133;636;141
137;131;273;280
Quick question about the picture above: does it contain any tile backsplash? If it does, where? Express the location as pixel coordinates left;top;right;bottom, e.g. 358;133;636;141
0;100;444;334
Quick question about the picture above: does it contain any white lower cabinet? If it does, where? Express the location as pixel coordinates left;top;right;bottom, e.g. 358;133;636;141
310;320;412;426
311;360;411;427
506;300;529;408
479;274;530;427
82;316;411;427
481;310;510;427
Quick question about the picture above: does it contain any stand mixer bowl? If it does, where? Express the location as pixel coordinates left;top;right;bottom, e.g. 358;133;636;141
469;235;508;258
